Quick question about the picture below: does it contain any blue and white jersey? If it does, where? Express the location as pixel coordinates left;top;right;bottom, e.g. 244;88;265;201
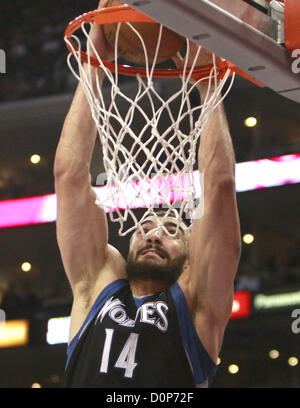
63;279;217;388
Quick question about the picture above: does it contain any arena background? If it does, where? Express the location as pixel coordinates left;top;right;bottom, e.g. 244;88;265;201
0;0;300;388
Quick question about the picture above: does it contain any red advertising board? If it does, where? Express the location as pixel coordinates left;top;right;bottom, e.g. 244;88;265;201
231;291;251;319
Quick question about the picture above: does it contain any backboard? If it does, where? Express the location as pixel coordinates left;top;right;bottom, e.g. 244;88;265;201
123;0;300;103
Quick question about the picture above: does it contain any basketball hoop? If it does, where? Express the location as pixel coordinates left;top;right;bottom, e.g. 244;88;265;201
65;5;265;85
63;5;250;238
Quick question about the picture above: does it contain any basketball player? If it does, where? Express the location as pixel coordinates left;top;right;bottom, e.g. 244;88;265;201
55;0;241;387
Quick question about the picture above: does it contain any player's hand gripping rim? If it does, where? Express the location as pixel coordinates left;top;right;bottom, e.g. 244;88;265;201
172;40;221;94
88;0;115;62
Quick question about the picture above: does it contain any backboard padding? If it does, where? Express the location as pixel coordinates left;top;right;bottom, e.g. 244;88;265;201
123;0;300;103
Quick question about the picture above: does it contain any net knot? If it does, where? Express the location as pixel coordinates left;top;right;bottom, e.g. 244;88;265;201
112;83;120;94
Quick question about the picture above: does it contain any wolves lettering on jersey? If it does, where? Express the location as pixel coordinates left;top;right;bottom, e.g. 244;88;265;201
95;296;169;332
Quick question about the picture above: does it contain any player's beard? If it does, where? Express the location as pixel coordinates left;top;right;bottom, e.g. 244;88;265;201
126;245;187;285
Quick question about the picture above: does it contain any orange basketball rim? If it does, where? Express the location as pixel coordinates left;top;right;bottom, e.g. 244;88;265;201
64;4;265;87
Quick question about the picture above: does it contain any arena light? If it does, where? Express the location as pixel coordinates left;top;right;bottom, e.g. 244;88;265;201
30;155;41;164
0;319;29;348
46;317;70;345
31;383;42;388
0;153;300;229
244;117;258;127
288;357;299;367
243;234;254;244
50;374;60;384
21;262;32;272
269;349;280;359
228;364;239;374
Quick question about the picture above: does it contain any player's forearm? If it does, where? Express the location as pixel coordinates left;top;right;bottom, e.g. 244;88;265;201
54;64;104;179
197;85;236;185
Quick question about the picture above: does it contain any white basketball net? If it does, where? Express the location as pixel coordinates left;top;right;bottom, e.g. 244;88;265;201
65;21;235;238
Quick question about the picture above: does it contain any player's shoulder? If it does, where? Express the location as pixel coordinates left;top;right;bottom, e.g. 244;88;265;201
106;243;127;266
104;244;128;281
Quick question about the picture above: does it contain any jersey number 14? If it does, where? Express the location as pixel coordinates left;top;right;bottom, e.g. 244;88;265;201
100;328;139;378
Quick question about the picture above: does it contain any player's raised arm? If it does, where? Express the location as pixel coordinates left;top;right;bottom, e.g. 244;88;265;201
54;0;119;295
174;44;241;362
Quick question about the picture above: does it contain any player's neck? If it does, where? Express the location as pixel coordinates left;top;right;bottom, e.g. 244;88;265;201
130;279;169;297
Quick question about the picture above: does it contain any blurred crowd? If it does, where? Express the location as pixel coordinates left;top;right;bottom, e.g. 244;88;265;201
0;272;72;319
0;280;41;318
235;246;300;292
0;174;53;200
0;0;96;103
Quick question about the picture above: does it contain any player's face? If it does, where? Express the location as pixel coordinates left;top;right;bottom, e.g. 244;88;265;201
132;217;187;262
126;216;188;284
